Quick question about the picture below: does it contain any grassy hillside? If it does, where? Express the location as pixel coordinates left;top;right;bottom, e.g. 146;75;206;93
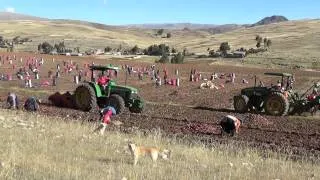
0;109;319;180
0;19;320;68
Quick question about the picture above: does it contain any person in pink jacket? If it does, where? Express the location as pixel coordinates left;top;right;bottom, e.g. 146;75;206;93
94;106;116;135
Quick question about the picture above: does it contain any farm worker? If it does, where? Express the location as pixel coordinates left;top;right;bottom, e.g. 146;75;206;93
307;88;318;101
220;115;242;136
156;76;162;86
57;64;60;71
163;69;168;83
276;80;282;90
94;106;117;135
138;71;143;80
231;73;236;83
7;92;19;109
97;74;111;92
24;97;41;112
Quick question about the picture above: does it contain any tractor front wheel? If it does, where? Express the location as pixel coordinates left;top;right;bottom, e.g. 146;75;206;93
74;83;97;112
233;95;249;113
107;94;125;114
264;92;289;116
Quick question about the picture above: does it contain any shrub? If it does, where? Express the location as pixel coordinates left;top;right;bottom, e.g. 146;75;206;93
38;42;54;54
219;42;230;54
157;29;164;36
104;46;112;52
158;54;170;63
145;44;170;56
171;52;184;64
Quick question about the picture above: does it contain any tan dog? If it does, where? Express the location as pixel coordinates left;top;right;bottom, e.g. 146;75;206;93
128;143;171;165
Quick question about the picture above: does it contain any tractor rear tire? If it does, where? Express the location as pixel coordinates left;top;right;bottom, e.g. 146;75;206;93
108;94;125;114
74;83;97;112
234;95;249;113
264;92;289;116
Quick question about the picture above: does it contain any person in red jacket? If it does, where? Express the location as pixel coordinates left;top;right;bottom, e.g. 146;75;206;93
97;73;110;92
93;106;116;135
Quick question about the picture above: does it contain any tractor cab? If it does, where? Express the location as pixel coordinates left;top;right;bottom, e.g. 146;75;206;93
263;72;294;92
89;65;120;96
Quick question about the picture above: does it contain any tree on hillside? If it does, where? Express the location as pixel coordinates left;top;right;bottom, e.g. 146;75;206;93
145;44;170;56
171;48;177;54
263;38;268;47
166;33;172;38
219;42;231;54
159;53;170;63
74;47;80;53
54;41;66;53
255;35;262;42
157;29;164;36
104;46;112;52
266;39;272;48
117;44;122;52
209;49;215;56
256;42;261;48
12;36;20;44
255;35;263;48
38;42;54;54
171;52;184;64
131;45;140;54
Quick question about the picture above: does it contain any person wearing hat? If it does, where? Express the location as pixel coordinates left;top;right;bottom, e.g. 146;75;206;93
220;115;242;136
93;106;117;135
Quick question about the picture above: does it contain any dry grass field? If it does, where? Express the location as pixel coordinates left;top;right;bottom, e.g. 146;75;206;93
0;109;319;180
1;19;320;68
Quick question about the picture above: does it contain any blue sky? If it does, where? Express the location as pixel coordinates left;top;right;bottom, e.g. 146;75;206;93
1;0;319;25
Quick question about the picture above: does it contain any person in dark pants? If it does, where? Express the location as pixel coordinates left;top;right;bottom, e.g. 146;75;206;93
24;97;41;111
220;115;242;136
93;106;117;135
7;92;19;109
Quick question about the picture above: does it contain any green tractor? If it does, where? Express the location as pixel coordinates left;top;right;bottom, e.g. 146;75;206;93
233;72;320;116
74;65;144;114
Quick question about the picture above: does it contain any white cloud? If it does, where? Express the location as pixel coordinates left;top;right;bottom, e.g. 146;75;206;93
5;7;15;13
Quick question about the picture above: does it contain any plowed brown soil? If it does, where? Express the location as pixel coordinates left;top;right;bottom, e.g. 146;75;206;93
1;52;320;159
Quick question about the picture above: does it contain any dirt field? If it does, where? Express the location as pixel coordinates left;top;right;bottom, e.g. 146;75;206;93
0;52;320;159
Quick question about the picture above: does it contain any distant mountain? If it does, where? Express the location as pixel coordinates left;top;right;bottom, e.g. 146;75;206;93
127;23;247;34
252;15;289;27
127;23;219;30
0;12;289;34
203;24;245;34
0;12;47;21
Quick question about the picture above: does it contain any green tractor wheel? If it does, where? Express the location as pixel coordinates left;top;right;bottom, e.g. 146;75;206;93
264;92;289;116
107;94;125;114
74;83;98;112
234;95;249;113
